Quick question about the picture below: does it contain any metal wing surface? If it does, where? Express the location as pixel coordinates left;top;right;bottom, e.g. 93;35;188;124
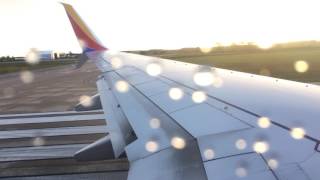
94;51;320;180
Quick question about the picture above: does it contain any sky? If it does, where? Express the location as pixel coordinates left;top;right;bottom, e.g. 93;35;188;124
0;0;320;56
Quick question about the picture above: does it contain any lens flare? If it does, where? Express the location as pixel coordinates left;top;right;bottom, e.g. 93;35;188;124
169;88;184;100
25;48;40;65
79;95;93;107
78;39;87;49
253;141;269;153
257;41;273;49
203;149;215;160
32;137;45;146
267;159;279;169
146;63;162;76
193;71;214;86
294;60;309;73
20;70;34;84
212;77;223;88
115;80;129;93
257;117;271;128
235;167;247;177
110;57;123;68
171;137;186;149
149;118;161;129
235;139;247;150
192;91;207;103
145;141;159;152
200;47;212;54
290;127;306;140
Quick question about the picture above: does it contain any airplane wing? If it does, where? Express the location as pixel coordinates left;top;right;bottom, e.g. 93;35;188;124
61;3;320;180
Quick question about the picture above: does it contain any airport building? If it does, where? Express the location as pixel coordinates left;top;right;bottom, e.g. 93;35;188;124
39;51;54;61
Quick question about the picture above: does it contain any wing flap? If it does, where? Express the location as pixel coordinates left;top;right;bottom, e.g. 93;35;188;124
128;139;207;180
101;71;192;161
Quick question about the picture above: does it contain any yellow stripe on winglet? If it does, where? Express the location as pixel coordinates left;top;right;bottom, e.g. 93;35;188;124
62;3;97;42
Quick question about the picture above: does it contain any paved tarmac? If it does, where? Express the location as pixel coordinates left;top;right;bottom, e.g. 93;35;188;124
0;61;99;114
0;110;128;179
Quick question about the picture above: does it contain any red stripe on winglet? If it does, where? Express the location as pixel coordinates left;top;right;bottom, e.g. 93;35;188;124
66;13;107;51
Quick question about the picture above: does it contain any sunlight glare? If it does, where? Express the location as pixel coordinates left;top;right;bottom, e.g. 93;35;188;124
146;63;162;76
212;76;223;88
110;57;123;68
203;148;215;160
32;137;45;146
294;60;309;73
268;159;279;169
257;41;273;49
193;71;214;86
25;48;40;65
192;91;207;103
257;117;271;129
145;141;159;152
235;139;247;150
171;137;186;149
149;118;161;129
235;167;247;178
169;88;183;100
253;141;269;153
20;70;34;84
115;80;129;93
200;47;212;54
79;95;93;107
291;127;306;140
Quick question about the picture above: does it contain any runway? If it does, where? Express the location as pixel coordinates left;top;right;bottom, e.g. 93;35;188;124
0;62;99;114
0;110;128;179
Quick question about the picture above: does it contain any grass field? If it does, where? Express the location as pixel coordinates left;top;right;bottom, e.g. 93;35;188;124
0;60;78;74
142;46;320;82
1;44;320;82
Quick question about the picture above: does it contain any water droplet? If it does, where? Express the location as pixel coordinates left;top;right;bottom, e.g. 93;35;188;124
25;48;40;65
149;118;161;129
20;70;34;84
203;148;215;160
253;141;269;153
145;141;159;152
169;88;183;100
79;95;93;107
235;167;247;177
115;80;129;93
267;159;279;169
192;91;207;103
257;117;271;128
193;71;214;86
294;60;309;73
171;137;186;149
291;127;306;140
235;139;247;150
146;63;162;76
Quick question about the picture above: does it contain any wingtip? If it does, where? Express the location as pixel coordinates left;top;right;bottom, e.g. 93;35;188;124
59;2;71;7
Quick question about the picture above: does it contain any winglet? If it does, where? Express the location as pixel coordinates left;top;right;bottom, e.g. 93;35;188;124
61;3;107;53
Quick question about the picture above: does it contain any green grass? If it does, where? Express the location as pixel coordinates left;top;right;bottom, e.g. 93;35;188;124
0;60;78;74
2;46;320;82
146;47;320;82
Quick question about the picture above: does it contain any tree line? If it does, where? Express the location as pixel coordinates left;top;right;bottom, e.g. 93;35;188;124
0;56;16;62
